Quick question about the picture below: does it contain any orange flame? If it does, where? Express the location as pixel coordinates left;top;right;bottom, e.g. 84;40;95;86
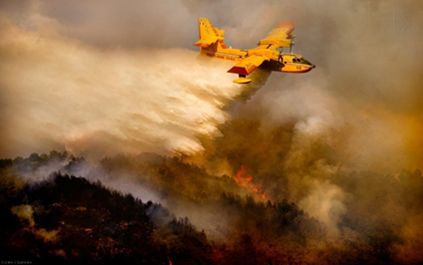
234;165;269;202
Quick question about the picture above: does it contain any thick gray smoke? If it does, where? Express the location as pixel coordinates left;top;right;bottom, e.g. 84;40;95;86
0;10;268;158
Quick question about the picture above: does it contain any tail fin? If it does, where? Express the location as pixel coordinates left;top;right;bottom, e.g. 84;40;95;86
194;18;225;48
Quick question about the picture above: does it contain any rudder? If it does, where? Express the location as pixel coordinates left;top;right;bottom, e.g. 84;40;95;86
195;18;225;48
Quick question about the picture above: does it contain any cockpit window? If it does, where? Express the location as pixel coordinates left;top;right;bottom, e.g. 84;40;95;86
299;58;312;65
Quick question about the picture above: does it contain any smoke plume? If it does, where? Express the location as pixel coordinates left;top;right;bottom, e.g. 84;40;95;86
0;17;261;158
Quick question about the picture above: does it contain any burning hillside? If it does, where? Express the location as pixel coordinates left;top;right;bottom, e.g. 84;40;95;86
234;165;269;202
2;152;423;264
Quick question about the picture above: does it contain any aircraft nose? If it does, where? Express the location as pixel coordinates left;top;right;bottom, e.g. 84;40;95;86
311;64;316;69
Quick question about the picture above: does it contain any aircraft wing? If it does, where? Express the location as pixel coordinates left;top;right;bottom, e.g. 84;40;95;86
257;22;294;50
227;55;267;75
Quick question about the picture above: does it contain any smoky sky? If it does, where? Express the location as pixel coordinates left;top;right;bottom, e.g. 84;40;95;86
38;0;423;113
1;0;422;159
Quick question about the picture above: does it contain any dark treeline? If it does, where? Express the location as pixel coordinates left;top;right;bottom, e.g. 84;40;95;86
1;152;420;264
0;173;211;264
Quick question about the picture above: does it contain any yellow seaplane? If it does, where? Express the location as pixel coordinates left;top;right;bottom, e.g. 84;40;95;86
195;18;315;84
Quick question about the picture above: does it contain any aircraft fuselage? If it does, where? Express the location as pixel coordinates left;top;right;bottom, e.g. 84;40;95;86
200;44;314;74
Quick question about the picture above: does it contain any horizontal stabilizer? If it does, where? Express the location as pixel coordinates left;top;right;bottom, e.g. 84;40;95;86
194;38;217;47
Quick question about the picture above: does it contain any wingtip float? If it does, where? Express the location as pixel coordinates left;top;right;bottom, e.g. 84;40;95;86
194;17;315;84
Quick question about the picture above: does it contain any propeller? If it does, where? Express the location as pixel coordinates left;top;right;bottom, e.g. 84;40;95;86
289;35;296;54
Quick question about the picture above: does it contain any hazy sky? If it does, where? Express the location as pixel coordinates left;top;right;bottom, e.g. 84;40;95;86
1;0;422;163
